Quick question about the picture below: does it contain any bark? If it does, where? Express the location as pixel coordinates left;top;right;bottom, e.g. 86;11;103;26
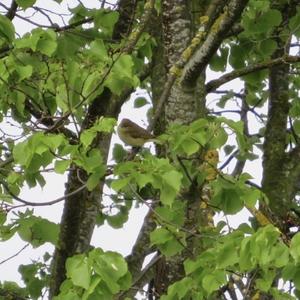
181;0;249;87
262;0;298;223
257;1;299;298
152;1;193;294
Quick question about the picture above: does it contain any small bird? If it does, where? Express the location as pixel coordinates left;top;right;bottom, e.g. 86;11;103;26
117;118;156;146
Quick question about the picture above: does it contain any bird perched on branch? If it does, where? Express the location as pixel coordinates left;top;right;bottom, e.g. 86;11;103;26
117;118;157;146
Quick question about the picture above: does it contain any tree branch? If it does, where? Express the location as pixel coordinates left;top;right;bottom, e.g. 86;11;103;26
181;0;249;87
206;55;300;93
0;178;87;207
0;243;29;265
120;253;162;299
5;0;18;20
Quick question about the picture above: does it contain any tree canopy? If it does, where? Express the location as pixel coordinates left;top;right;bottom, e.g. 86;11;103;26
1;0;300;299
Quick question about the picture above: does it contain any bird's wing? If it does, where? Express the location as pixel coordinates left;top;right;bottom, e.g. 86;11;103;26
127;126;154;139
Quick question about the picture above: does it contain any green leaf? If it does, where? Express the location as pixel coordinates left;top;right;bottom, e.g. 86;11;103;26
10;91;26;116
17;215;59;247
243;187;260;207
209;47;229;72
134;97;149;108
184;250;215;275
162;170;182;193
260;9;282;29
291;233;300;264
18;263;44;298
28;277;45;298
219;118;248;154
31;218;59;246
54;160;71;174
208;126;228;149
111;177;131;191
150;228;173;245
160;170;182;206
223;145;235;155
293;120;300;135
89;39;109;62
202;270;226;294
242;9;282;35
86;169;106;191
136;32;155;59
293;269;300;290
211;177;244;214
80;118;116;148
239;237;254;270
94;10;119;37
0;15;15;43
256;269;275;292
150;227;184;256
0;223;18;241
36;29;57;56
92;251;128;293
282;263;297;281
80;130;97;148
0;210;6;225
289;7;300;37
106;206;129;229
15;65;33;81
135;173;153;189
182;139;199;155
112;144;127;163
105;55;139;95
76;148;104;173
258;39;277;58
229;44;246;68
272;243;289;268
56;31;85;58
16;0;36;9
94;117;116;133
66;254;91;289
155;201;185;226
82;276;101;299
216;242;239;268
163;277;193;299
158;236;185;257
160;183;177;206
237;223;254;234
16;28;57;56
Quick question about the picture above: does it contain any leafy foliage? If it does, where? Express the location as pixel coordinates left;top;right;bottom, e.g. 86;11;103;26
0;0;300;299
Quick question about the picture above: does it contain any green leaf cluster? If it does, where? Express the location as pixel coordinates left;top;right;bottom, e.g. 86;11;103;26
19;261;48;299
211;174;260;214
0;209;59;248
16;211;59;247
164;118;228;156
54;248;131;300
112;154;182;206
162;225;293;299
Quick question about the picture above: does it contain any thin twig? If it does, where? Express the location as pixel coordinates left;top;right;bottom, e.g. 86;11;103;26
220;149;239;170
206;55;300;93
0;179;87;207
0;243;29;265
